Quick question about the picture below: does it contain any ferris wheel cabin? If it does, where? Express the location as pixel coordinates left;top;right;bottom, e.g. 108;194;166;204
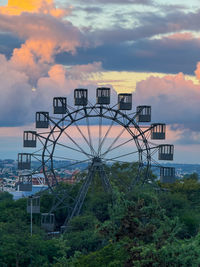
41;213;55;232
23;131;37;148
74;89;88;106
96;87;110;105
18;153;31;170
151;123;166;140
118;93;132;110
136;106;151;122
36;112;49;128
53;97;67;114
27;196;40;214
160;167;176;183
158;145;174;161
18;174;32;191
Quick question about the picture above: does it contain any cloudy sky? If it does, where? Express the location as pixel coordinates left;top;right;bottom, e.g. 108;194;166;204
0;0;200;163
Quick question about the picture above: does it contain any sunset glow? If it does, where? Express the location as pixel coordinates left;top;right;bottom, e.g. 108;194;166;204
0;0;67;17
0;0;199;163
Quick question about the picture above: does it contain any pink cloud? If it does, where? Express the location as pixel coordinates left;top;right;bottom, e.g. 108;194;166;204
166;32;194;41
133;71;200;147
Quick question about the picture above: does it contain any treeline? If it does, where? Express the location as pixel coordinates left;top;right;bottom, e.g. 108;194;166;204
0;164;200;266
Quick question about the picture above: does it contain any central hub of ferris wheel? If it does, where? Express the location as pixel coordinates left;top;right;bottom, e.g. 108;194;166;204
91;157;102;167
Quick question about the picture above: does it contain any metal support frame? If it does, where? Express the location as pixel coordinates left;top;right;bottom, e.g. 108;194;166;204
62;157;111;229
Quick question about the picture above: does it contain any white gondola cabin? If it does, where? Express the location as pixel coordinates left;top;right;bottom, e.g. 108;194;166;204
53;97;67;114
74;89;88;106
96;87;110;105
23;131;37;148
136;106;151;122
118;93;132;110
36;112;49;128
158;145;174;161
160;167;176;183
151;124;166;140
18;153;31;170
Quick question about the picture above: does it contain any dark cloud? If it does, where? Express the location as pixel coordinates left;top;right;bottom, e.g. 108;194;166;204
76;6;103;13
55;7;200;74
76;0;153;5
56;36;200;74
175;129;200;145
0;33;23;57
85;9;200;44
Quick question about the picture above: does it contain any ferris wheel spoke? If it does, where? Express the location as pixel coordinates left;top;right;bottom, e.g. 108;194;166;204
36;130;60;135
36;133;57;147
51;154;89;162
55;141;93;158
65;108;95;156
31;153;52;158
29;142;53;155
103;137;135;156
98;119;115;154
101;127;126;157
62;129;92;159
97;115;103;156
54;158;90;169
84;109;95;156
73;122;96;156
105;150;139;161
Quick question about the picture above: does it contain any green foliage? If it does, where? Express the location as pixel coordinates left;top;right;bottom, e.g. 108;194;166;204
86;191;111;222
1;168;200;266
0;191;13;201
63;243;128;267
63;214;103;257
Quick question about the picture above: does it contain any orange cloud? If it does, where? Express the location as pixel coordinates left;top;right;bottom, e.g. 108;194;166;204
0;0;69;17
195;62;200;80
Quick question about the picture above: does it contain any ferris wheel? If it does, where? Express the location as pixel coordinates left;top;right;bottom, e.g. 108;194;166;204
17;87;175;232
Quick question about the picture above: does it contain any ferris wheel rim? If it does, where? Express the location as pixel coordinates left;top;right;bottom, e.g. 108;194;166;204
41;105;152;191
